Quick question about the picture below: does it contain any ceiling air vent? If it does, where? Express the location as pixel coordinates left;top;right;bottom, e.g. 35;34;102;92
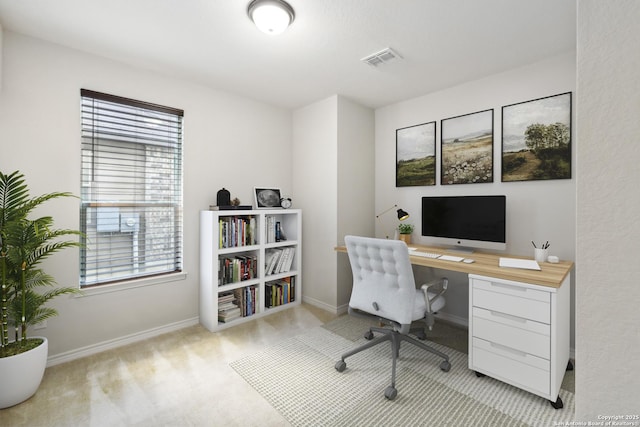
361;48;402;67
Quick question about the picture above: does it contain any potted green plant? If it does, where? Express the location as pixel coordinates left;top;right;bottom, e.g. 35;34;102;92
397;223;414;244
0;170;81;408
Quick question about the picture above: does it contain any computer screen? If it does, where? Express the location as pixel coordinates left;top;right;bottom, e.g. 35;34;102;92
421;195;506;252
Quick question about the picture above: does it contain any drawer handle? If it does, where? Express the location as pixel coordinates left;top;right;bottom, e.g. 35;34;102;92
490;342;528;357
490;310;527;323
490;282;527;292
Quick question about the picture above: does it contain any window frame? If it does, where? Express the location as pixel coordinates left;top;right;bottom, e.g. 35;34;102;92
79;89;184;288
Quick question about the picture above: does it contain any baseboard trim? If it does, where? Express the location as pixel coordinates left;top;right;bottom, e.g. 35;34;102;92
301;296;341;314
46;317;200;367
436;311;469;328
335;303;349;315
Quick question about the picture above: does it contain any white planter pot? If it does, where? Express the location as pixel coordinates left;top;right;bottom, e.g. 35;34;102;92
0;337;48;409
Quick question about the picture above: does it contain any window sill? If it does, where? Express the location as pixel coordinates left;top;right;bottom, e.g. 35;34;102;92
77;272;188;297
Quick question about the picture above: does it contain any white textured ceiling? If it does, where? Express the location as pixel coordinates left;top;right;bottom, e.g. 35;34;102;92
0;0;576;109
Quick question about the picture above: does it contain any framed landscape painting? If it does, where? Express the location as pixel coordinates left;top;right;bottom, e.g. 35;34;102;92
502;92;572;182
396;121;436;187
441;109;494;185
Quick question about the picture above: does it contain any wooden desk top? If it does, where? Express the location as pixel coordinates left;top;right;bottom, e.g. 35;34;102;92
335;244;573;288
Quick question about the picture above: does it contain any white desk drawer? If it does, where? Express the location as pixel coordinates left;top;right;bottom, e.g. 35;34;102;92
472;337;550;396
473;307;550;359
472;278;550;302
472;287;550;324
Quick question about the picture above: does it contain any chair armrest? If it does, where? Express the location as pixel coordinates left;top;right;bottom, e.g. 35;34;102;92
420;277;448;313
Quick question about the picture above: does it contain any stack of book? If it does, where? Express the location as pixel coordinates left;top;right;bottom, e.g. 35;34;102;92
264;247;295;276
218;291;241;323
265;276;295;308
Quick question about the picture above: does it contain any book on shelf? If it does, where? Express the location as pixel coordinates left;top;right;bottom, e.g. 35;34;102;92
218;286;258;322
218;215;257;248
265;248;279;275
218;291;242;322
233;285;258;317
265;276;295;308
282;247;295;272
264;247;295;275
275;221;282;242
218;254;258;285
265;215;274;243
218;291;235;303
274;249;286;274
265;215;288;243
218;307;241;322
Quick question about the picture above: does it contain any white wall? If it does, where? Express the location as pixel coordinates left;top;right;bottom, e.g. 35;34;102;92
292;96;339;310
576;0;640;417
292;95;374;312
374;52;577;333
0;23;3;90
336;96;375;308
0;32;292;360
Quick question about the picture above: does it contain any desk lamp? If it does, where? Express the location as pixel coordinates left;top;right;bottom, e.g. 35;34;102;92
376;204;410;239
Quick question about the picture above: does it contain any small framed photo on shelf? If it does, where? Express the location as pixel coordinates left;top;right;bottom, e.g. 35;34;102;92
254;187;282;209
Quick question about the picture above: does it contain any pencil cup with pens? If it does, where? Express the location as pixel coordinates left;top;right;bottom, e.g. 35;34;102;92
532;241;550;263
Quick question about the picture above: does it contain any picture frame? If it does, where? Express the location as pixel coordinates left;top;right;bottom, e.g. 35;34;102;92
501;92;572;182
396;121;436;187
441;109;494;185
254;187;282;209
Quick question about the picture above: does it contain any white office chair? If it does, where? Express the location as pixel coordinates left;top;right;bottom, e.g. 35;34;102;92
335;235;451;400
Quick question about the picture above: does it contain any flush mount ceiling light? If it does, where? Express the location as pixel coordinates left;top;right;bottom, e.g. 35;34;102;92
248;0;295;35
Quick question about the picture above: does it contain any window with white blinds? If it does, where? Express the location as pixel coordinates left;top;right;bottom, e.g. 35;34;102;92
80;89;183;287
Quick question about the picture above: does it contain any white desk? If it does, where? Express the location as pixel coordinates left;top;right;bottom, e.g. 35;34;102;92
336;244;573;409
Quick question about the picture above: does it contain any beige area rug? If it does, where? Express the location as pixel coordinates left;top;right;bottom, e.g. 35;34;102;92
230;315;575;427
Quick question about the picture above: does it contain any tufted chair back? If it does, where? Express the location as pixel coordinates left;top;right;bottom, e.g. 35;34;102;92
345;235;416;329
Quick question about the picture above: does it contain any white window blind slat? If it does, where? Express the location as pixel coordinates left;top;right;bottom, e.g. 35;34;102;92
80;89;184;287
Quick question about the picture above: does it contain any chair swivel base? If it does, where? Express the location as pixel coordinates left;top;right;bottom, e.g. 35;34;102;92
334;327;450;400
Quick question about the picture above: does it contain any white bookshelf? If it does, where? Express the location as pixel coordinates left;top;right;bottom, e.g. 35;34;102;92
199;209;302;331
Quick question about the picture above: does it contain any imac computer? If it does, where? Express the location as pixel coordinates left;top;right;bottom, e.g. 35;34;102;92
421;195;506;252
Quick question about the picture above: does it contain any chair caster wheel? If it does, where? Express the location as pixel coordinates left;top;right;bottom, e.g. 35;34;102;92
414;331;427;340
364;331;374;340
439;360;451;372
549;396;564;409
475;371;486;378
335;360;346;372
384;386;397;400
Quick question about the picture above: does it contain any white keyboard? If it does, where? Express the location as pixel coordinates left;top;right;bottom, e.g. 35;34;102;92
409;250;441;259
408;250;465;262
438;255;465;262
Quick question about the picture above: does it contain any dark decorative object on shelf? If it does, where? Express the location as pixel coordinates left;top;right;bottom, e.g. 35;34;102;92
211;189;251;210
217;188;231;206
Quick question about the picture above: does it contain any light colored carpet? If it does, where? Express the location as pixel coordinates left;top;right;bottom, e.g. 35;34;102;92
230;315;575;427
